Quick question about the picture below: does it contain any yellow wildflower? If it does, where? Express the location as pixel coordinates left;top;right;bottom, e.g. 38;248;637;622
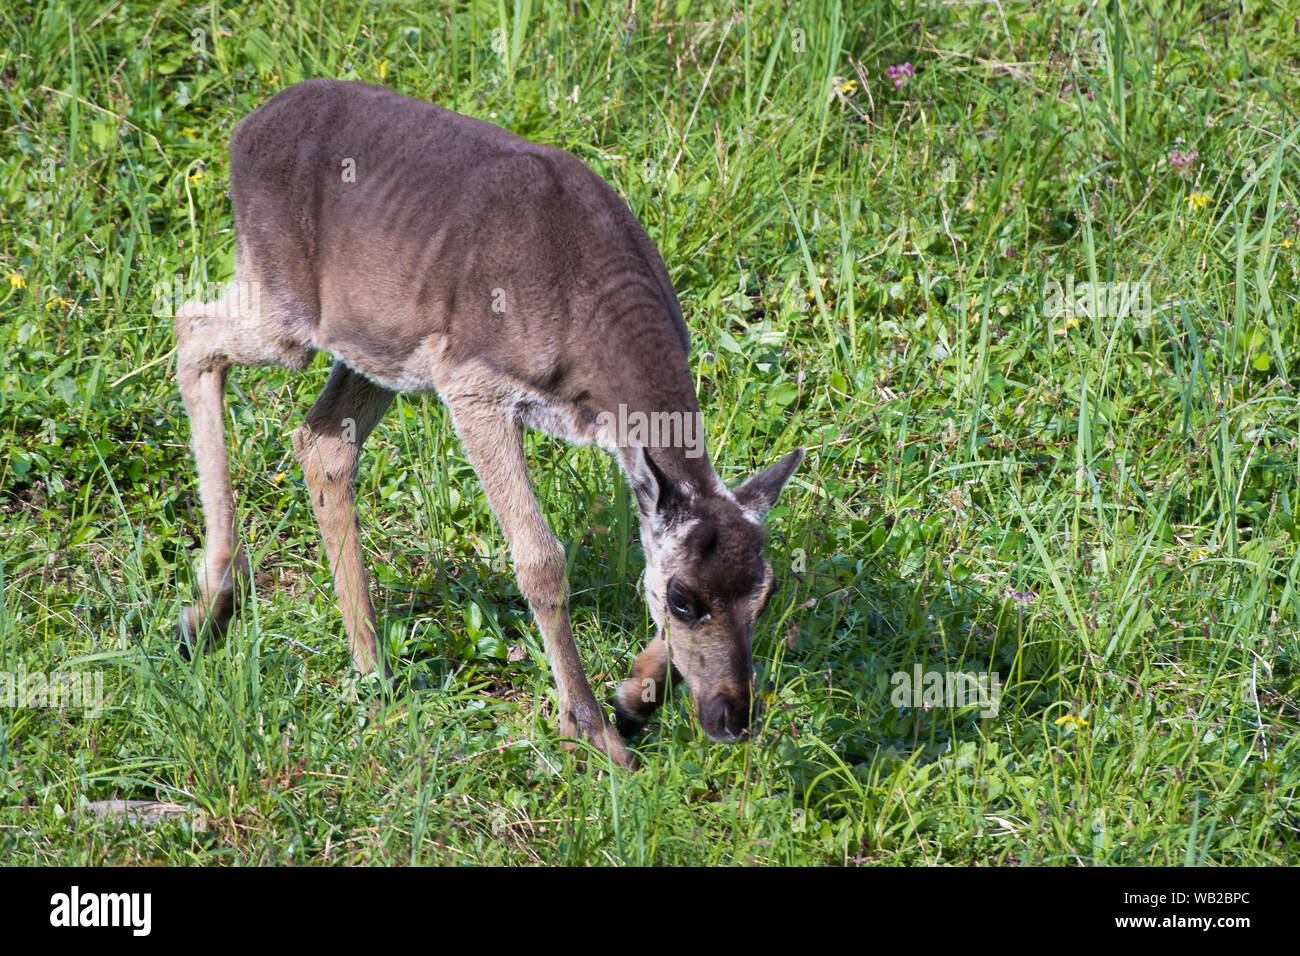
1053;315;1081;336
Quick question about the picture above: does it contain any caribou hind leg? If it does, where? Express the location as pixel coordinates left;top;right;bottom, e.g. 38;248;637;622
291;361;394;675
175;271;313;655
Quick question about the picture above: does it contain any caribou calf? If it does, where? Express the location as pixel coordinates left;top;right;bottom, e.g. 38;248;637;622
175;79;803;768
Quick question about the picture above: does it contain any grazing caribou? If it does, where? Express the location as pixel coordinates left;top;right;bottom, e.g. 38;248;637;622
175;79;803;767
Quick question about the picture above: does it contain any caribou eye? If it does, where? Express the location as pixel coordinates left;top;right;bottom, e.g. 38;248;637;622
666;578;704;622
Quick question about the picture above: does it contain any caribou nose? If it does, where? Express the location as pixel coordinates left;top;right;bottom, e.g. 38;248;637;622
700;692;751;743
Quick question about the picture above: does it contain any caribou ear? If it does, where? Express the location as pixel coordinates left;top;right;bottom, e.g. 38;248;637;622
732;448;805;520
630;446;689;518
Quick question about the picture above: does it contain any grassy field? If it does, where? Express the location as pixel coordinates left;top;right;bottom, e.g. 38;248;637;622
2;0;1298;865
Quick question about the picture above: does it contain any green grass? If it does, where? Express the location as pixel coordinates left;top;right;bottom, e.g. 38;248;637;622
1;0;1298;865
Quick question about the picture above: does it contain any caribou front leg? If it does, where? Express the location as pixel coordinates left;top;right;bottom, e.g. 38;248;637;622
449;397;635;768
